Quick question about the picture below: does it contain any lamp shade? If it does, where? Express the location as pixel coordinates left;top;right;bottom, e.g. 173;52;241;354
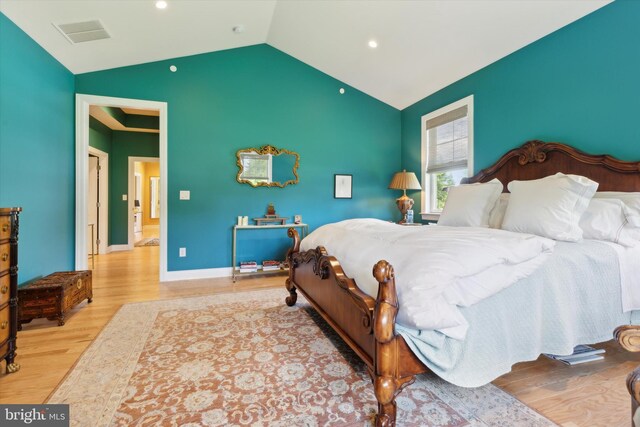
388;170;421;190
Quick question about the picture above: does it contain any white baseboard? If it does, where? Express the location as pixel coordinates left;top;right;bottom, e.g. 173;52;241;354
161;267;233;282
108;244;131;252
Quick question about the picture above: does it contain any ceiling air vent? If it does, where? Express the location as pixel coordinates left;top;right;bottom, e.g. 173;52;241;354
54;20;110;44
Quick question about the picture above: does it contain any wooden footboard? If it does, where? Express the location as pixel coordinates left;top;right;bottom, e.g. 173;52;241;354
615;325;640;426
286;228;429;426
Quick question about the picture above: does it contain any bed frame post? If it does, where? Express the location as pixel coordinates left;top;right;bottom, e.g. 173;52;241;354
615;325;640;423
285;228;301;306
372;260;415;427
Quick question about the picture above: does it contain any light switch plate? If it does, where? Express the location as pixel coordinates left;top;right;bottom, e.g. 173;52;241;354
122;194;127;201
179;191;190;200
179;247;186;257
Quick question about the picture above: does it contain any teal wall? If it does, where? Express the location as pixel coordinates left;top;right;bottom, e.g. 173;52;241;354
9;0;627;277
89;119;159;245
109;132;159;245
76;44;400;270
0;13;75;284
401;0;640;213
89;117;113;154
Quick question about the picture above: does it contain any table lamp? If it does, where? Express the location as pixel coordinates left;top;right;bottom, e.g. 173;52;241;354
388;170;421;223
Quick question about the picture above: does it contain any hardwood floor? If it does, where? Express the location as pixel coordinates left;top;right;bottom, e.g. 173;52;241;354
0;245;636;426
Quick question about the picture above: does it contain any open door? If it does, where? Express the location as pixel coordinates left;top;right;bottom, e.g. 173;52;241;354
88;155;99;256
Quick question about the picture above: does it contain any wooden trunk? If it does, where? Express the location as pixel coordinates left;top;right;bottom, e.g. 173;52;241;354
18;271;93;329
0;207;21;374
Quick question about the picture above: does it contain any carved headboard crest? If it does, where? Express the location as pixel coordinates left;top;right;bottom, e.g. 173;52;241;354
518;140;549;165
463;140;640;192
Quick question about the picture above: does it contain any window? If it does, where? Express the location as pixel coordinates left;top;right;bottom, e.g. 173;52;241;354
421;95;473;220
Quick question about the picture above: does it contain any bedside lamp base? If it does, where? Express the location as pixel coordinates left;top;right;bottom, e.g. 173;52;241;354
395;195;414;224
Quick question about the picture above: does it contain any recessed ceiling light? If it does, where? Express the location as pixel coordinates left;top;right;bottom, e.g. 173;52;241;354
368;40;378;49
339;88;345;94
155;1;168;10
169;65;177;72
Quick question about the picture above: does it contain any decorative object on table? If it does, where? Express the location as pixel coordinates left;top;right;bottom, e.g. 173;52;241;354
262;260;282;271
334;174;352;199
406;209;414;224
239;261;258;273
242;216;249;226
266;203;276;216
253;217;288;225
18;270;93;330
236;145;300;188
294;214;302;224
237;216;243;226
388;169;422;223
254;205;288;225
1;207;21;374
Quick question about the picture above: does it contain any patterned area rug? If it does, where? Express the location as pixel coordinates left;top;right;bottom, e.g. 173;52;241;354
48;289;556;426
135;237;160;247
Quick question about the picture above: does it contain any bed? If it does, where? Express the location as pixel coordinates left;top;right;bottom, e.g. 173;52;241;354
284;140;640;426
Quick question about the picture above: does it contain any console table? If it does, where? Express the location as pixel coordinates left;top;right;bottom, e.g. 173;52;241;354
232;223;309;282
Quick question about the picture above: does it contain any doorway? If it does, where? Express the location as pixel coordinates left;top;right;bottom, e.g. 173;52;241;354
131;158;160;246
75;94;168;280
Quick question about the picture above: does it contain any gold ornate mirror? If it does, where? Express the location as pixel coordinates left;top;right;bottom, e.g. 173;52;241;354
236;145;299;188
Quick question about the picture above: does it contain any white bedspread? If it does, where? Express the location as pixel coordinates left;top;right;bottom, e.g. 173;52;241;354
397;240;639;387
602;241;640;312
300;219;555;340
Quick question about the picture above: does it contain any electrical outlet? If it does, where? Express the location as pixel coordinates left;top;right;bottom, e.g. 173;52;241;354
179;191;190;200
122;194;128;201
179;247;186;257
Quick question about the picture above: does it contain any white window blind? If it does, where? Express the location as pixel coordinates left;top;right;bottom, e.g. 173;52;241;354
426;105;468;174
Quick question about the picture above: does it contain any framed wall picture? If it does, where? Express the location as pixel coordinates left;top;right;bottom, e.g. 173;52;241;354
334;174;352;199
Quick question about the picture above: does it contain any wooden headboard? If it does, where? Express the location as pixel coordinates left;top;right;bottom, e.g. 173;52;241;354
462;140;640;192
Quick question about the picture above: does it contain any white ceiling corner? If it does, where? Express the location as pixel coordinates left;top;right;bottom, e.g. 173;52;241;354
0;0;611;109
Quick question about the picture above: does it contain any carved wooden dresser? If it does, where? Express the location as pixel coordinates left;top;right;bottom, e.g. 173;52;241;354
18;270;92;329
1;207;21;374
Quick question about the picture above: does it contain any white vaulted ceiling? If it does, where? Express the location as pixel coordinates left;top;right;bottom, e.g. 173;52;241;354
0;0;611;109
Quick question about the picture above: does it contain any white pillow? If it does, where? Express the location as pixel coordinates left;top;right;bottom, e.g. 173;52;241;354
489;193;509;229
501;173;599;241
438;178;503;227
580;199;640;247
594;192;640;224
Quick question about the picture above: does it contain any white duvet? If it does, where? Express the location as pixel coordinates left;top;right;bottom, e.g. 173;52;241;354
300;219;555;340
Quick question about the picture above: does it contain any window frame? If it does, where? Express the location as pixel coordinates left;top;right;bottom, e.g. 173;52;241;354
420;95;474;221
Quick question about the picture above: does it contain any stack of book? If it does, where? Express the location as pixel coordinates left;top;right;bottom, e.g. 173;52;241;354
239;261;258;273
544;345;605;365
262;260;282;271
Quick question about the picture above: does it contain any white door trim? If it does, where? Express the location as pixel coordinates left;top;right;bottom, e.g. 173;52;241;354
128;157;159;249
88;146;109;254
75;94;168;280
